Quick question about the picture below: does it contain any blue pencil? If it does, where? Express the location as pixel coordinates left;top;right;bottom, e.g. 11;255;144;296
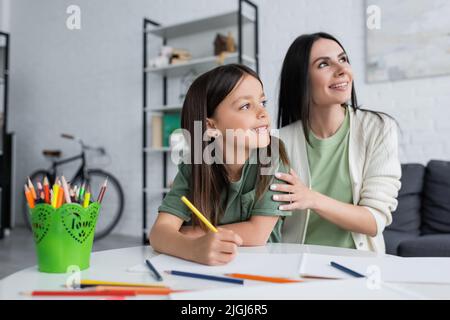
330;261;365;278
166;270;244;285
145;259;163;281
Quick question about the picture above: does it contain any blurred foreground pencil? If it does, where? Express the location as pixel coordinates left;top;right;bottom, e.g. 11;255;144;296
21;290;136;297
92;286;180;295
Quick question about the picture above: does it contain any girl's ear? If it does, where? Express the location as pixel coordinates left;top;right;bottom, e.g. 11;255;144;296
206;118;221;138
206;118;215;130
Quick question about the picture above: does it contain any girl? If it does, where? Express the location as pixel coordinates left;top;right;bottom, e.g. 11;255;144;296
149;64;291;265
271;32;401;253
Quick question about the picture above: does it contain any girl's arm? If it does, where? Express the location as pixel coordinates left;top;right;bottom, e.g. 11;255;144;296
180;216;279;246
271;169;378;237
149;212;243;265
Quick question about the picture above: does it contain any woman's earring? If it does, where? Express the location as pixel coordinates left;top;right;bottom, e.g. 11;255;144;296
207;129;221;138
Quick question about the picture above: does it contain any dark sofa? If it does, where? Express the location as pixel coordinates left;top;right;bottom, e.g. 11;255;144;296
384;160;450;257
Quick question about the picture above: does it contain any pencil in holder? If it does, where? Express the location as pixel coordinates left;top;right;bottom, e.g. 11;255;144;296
30;202;100;273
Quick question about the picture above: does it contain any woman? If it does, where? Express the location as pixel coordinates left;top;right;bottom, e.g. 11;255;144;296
271;32;401;253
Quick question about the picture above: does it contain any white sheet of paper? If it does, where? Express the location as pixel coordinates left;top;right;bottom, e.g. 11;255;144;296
300;253;450;284
128;253;302;278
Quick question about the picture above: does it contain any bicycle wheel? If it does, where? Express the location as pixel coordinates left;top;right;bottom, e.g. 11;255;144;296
72;169;124;240
22;170;52;231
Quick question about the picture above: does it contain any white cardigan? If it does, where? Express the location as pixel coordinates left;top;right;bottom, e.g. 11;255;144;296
278;108;402;253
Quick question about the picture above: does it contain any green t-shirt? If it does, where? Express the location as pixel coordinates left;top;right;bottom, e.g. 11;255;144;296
158;154;292;243
304;108;356;249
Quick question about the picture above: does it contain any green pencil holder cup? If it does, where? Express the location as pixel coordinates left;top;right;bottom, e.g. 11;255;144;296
30;202;100;273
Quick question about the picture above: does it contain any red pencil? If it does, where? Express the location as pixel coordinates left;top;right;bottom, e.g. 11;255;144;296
43;177;50;204
23;290;137;297
97;177;108;203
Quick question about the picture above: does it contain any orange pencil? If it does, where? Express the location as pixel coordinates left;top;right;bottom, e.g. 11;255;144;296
93;286;182;295
57;185;65;208
225;273;303;284
24;185;35;209
27;177;37;200
43;176;50;204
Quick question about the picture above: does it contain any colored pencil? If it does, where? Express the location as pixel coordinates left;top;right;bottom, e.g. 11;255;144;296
97;177;108;203
24;185;35;209
78;181;86;203
36;182;43;200
73;185;79;201
92;286;179;295
57;184;65;208
22;290;137;297
166;270;243;285
27;177;37;200
145;259;163;281
225;273;303;283
83;186;91;208
181;196;218;232
330;261;365;278
52;184;59;208
43;176;50;204
61;176;72;204
78;280;167;288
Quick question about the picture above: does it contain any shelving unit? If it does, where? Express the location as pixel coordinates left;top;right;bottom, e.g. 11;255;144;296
144;53;256;77
142;0;259;244
0;31;12;239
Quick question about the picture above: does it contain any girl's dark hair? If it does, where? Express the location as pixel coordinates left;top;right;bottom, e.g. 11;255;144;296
277;32;396;144
181;63;290;229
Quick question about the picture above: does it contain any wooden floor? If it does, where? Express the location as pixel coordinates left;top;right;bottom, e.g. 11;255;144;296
0;227;141;280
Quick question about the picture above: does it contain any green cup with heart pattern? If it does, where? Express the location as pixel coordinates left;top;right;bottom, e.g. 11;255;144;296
30;202;100;273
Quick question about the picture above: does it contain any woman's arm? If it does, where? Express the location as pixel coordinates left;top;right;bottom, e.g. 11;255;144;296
271;169;377;237
149;212;243;265
179;216;279;246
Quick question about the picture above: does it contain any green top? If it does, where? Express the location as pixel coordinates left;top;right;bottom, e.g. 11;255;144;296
158;153;292;243
304;108;356;249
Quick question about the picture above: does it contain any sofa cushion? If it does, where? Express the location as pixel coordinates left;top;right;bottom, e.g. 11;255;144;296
387;163;424;233
383;229;419;256
398;234;450;257
421;160;450;234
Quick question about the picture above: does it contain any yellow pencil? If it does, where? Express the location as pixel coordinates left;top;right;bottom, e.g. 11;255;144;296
180;196;218;233
52;184;59;208
83;186;91;208
77;280;168;288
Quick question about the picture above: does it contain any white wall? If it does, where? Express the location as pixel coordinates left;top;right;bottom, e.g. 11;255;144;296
0;0;10;32
8;0;450;236
254;0;450;165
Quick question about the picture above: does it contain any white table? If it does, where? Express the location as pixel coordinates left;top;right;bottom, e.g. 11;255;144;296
1;243;449;300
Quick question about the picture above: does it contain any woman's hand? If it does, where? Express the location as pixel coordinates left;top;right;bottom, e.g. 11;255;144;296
191;228;243;266
270;168;318;211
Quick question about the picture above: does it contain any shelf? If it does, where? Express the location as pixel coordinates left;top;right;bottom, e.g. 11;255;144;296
145;10;254;39
145;53;256;77
145;105;182;113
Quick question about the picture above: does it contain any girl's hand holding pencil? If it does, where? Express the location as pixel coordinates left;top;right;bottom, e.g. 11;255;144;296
191;228;243;266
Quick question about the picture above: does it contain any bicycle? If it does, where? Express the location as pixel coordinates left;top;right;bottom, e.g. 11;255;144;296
23;133;125;240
